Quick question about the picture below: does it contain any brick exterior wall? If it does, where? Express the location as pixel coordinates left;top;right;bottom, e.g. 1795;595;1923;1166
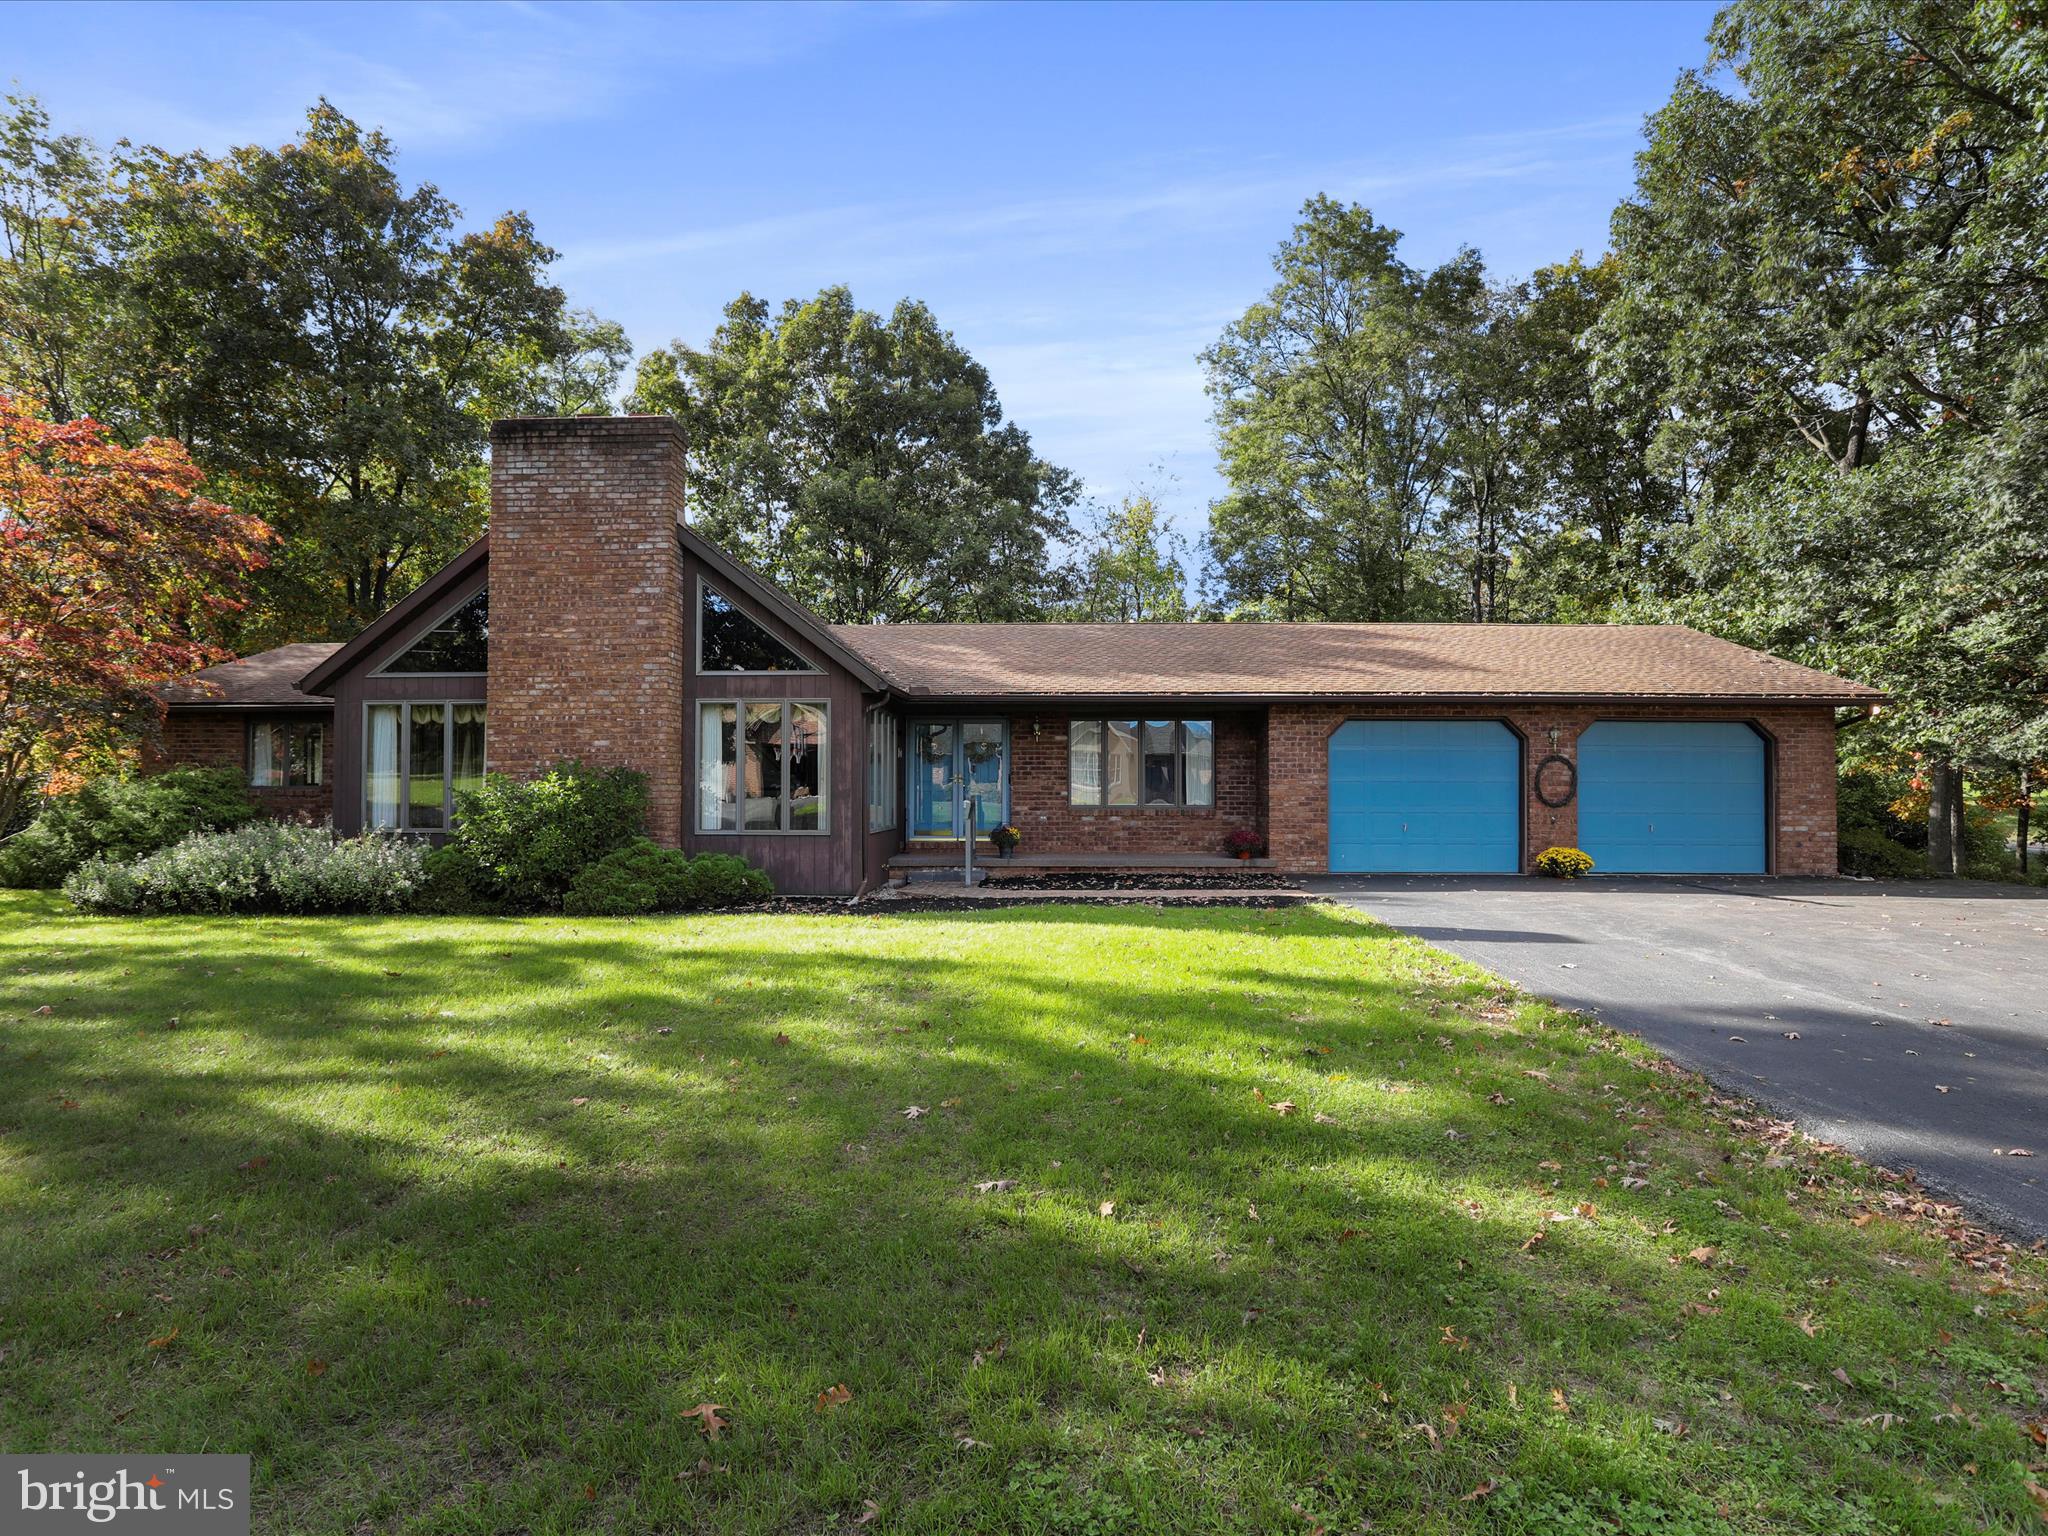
486;416;690;845
152;710;335;822
1265;702;1840;876
1000;710;1267;856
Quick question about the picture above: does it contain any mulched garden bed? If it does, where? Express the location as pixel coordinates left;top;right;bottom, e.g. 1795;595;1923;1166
758;892;1314;916
975;870;1295;891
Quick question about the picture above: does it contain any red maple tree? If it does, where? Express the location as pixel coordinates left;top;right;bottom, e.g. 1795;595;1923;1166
0;394;274;829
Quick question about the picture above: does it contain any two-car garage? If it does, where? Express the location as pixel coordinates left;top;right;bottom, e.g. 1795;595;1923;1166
1327;719;1768;875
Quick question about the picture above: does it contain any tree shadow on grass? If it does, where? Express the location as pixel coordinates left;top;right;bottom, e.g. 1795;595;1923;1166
0;899;2037;1534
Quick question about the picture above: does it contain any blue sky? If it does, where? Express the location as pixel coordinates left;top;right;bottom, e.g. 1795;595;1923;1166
11;0;1718;539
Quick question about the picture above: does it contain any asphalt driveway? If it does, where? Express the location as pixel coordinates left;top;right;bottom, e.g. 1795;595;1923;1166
1309;875;2048;1237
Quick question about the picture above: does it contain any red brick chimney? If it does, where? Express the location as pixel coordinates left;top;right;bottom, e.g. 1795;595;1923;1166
486;416;688;844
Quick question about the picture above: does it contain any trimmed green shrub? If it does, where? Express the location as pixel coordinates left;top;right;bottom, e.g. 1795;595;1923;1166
437;763;648;911
681;852;774;908
561;841;774;917
0;767;258;888
63;824;425;915
1533;846;1595;880
1837;824;1925;879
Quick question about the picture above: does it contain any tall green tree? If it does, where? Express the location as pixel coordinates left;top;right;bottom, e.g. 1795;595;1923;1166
1069;495;1192;622
0;96;616;640
1597;0;2048;870
1202;199;1477;621
629;288;1079;624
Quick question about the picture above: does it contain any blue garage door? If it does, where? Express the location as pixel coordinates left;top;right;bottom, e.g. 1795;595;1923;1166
1328;720;1520;872
1578;722;1765;874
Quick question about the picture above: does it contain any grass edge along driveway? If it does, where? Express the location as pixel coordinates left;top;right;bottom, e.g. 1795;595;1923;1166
1;891;2044;1535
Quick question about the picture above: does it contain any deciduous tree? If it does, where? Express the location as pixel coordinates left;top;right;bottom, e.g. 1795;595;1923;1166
0;395;273;830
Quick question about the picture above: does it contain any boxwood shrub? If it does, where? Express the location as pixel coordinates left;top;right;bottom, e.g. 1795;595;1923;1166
434;763;649;911
562;839;774;917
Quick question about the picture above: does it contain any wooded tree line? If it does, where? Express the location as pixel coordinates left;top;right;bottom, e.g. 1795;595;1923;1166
1203;0;2046;865
3;0;2042;866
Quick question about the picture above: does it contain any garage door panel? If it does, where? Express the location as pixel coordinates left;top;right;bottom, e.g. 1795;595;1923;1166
1328;720;1519;873
1578;722;1765;874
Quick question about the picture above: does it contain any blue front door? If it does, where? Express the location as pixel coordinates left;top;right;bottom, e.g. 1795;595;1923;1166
1577;721;1766;873
1328;720;1520;872
909;720;1006;838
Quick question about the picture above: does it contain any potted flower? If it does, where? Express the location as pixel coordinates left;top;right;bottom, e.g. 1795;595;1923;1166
1225;827;1264;861
990;824;1022;858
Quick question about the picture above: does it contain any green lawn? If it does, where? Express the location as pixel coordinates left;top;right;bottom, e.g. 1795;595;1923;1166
2;891;2043;1534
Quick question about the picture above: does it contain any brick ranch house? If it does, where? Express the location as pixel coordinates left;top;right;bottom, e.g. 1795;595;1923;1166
153;415;1880;897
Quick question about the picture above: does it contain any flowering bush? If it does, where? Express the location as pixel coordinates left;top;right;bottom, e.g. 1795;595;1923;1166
1533;846;1595;880
64;824;425;914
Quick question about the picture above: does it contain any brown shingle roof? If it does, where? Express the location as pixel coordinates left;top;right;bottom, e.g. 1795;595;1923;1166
829;622;1880;703
159;643;342;708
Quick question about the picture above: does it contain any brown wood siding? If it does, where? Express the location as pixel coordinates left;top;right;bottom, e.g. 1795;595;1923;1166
680;548;876;897
326;566;490;835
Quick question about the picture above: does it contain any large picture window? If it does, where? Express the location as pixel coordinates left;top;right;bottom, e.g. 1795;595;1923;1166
1069;718;1214;808
699;700;828;833
699;584;818;674
366;702;486;831
866;707;898;832
249;718;325;788
381;588;487;674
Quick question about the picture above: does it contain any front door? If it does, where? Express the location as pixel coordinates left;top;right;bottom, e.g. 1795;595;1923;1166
909;720;1007;839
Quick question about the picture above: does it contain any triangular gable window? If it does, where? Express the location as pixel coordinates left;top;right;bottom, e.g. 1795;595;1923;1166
383;588;488;673
700;584;817;673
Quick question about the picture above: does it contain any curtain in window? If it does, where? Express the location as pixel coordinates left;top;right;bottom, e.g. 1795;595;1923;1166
1105;721;1140;806
698;703;737;831
250;723;280;788
295;724;326;786
1068;719;1102;804
1183;720;1215;807
367;706;401;829
451;706;486;804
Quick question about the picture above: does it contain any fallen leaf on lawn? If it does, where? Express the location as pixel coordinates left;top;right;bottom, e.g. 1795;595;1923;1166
1792;1312;1821;1337
146;1327;179;1349
1679;1301;1721;1318
1099;1200;1116;1218
1313;1111;1338;1125
1507;1382;1518;1408
1537;1159;1562;1171
973;1179;1017;1195
1337;1227;1363;1244
1832;1367;1852;1387
1550;1388;1570;1415
771;1031;790;1046
1460;1481;1497;1502
957;1435;985;1448
306;1357;328;1377
1272;1099;1298;1116
939;1097;962;1108
901;1105;927;1119
1622;1176;1650;1190
1687;1246;1717;1265
1440;1325;1470;1351
655;1026;673;1036
853;1499;881;1525
1520;1230;1547;1253
570;1097;590;1107
815;1382;853;1412
681;1403;729;1440
1851;1211;1876;1227
1653;1416;1689;1437
237;1156;270;1172
1573;1202;1598;1221
1246;1202;1260;1221
1487;1092;1510;1105
33;1004;52;1015
972;1339;1007;1368
1408;1421;1439;1448
1860;1412;1900;1430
